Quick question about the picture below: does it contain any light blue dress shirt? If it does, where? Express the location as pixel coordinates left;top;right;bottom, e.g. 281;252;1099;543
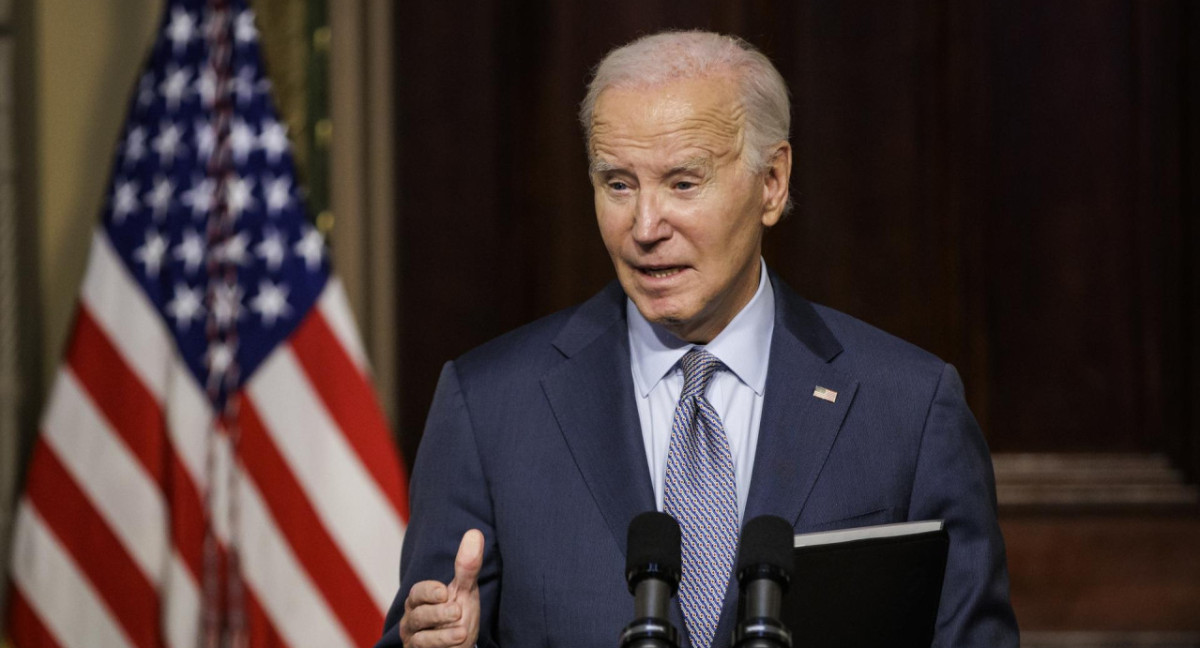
626;259;776;519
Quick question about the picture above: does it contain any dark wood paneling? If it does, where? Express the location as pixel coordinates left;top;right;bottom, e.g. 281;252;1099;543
1002;514;1200;630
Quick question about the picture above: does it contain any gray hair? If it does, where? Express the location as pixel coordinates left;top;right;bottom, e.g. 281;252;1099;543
579;30;791;173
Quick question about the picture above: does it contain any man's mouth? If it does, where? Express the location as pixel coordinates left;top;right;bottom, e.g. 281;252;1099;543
637;265;685;279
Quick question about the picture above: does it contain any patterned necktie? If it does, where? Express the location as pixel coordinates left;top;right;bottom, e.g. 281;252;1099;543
663;348;739;648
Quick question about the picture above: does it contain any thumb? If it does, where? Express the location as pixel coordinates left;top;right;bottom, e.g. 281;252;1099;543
448;529;484;599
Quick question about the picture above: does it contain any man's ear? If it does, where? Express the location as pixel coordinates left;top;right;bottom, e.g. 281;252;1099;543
760;141;792;227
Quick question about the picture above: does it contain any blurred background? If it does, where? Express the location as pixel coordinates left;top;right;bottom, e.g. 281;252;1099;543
1;0;1197;645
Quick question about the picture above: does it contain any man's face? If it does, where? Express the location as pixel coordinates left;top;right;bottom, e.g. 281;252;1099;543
589;75;790;343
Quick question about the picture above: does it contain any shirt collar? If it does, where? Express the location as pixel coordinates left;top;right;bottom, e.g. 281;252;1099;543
627;258;775;397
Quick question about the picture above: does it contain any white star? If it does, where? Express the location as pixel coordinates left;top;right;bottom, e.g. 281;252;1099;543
255;227;286;271
263;175;293;216
166;283;205;330
250;280;291;327
232;66;258;105
235;9;260;44
215;231;251;266
123;127;147;165
133;229;168;278
165;7;197;53
173;229;206;274
206;340;236;377
146;176;175;219
195;119;215;164
212;282;244;328
153;121;187;165
294;227;325;271
259;119;289;164
181;177;216;219
196;66;217;109
159;65;192;113
225;176;256;219
112;179;141;223
229;118;257;165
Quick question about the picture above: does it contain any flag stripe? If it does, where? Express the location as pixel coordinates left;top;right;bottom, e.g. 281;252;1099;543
168;451;207;579
7;587;65;648
245;586;288;648
236;399;383;646
235;457;356;648
10;503;132;648
41;370;167;585
289;309;409;520
73;265;210;593
66;306;167;487
163;351;213;486
161;553;201;648
316;279;369;373
79;232;172;403
23;447;157;648
250;342;402;608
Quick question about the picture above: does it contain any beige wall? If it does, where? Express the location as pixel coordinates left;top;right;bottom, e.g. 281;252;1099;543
34;0;159;390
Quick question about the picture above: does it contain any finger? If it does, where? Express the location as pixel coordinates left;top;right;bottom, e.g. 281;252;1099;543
406;625;471;648
448;529;485;598
405;580;449;612
405;600;463;631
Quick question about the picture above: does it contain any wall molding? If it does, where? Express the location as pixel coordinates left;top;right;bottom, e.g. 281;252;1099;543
1021;631;1200;648
993;453;1200;509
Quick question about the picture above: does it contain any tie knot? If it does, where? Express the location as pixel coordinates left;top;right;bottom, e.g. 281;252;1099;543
680;348;721;397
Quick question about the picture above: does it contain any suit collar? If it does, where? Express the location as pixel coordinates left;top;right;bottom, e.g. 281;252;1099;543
542;281;655;558
550;280;627;358
745;270;856;525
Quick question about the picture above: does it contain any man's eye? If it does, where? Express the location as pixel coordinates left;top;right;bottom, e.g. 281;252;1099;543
609;181;630;191
675;181;697;191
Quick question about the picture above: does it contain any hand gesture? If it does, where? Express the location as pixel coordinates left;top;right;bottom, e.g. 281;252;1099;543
398;530;484;648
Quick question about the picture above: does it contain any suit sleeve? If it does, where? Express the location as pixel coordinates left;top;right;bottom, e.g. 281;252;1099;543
375;361;502;648
908;363;1020;647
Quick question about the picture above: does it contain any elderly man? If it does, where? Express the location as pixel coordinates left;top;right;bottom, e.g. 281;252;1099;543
376;30;1018;648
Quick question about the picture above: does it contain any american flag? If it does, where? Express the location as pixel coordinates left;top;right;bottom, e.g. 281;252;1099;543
5;1;408;647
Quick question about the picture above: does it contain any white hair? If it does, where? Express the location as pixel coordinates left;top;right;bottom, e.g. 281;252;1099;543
579;30;791;173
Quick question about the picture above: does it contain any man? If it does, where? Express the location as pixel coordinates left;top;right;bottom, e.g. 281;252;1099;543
377;30;1018;648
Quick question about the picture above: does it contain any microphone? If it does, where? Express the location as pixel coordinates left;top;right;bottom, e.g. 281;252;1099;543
732;515;794;648
619;512;682;648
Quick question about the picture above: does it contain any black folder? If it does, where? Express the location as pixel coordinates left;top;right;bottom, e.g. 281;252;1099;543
779;520;949;648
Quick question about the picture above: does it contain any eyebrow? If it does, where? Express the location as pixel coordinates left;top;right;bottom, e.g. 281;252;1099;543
668;156;713;176
589;155;714;177
589;158;620;176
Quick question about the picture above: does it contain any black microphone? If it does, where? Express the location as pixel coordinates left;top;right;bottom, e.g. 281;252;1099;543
732;515;794;648
619;512;682;648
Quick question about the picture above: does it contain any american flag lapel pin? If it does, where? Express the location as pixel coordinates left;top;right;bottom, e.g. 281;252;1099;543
813;385;838;403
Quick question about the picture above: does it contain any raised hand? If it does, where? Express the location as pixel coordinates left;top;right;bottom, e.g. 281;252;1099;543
398;530;484;648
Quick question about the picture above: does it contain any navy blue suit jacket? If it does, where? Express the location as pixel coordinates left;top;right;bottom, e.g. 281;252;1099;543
377;274;1018;647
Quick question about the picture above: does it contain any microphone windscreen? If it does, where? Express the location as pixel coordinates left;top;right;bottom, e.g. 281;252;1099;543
737;515;794;578
626;511;682;578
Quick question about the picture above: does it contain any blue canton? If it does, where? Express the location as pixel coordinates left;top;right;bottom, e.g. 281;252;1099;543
99;0;326;408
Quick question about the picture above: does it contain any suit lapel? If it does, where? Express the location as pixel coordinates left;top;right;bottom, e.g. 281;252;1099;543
743;333;858;525
745;274;857;525
540;284;656;557
713;277;859;646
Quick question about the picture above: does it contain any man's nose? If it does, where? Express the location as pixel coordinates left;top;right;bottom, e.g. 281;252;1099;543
631;193;671;246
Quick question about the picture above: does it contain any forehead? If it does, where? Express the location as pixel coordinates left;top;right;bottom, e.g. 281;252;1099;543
589;76;744;162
